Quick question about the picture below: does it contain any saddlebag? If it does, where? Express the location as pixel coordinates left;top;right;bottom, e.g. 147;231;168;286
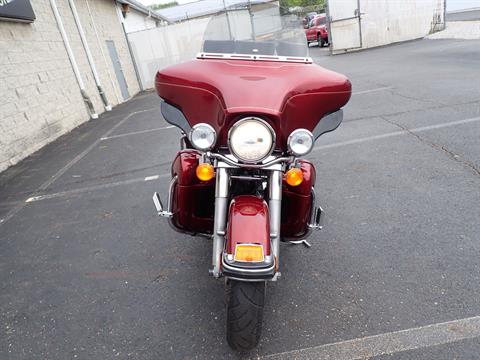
170;150;215;234
281;160;316;239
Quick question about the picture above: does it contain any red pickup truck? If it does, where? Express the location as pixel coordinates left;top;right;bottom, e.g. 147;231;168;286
305;14;329;47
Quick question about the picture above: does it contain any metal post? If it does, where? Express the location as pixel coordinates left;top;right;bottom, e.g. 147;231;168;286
248;0;256;40
114;3;143;92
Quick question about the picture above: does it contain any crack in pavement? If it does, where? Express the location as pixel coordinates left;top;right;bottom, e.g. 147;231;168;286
344;99;480;123
387;88;446;106
380;116;480;177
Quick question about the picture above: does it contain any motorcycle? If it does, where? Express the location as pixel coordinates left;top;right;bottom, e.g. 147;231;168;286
152;6;351;351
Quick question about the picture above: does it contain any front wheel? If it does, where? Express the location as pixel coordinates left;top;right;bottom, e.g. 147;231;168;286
318;34;326;47
226;280;266;351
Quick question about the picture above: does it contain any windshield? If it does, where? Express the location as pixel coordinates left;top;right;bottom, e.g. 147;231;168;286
202;3;309;58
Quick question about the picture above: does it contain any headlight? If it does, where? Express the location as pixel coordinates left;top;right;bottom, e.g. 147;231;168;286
229;118;275;163
189;123;216;150
287;129;314;156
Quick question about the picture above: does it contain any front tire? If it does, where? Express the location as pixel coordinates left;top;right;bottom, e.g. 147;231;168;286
318;34;326;47
226;280;266;351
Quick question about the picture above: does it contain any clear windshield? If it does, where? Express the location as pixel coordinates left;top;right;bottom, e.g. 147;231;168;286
202;3;309;58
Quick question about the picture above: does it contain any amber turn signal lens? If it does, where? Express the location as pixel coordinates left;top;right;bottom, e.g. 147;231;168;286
196;163;215;181
234;244;264;262
285;168;304;186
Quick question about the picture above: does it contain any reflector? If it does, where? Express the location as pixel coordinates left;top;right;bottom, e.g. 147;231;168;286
234;244;264;262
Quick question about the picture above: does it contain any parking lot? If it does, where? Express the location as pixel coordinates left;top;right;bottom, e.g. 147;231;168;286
1;37;479;359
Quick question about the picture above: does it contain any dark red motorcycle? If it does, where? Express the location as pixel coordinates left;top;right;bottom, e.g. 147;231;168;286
152;6;351;351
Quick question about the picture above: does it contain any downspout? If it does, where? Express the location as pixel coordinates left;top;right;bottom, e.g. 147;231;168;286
49;0;98;119
443;0;447;30
85;0;121;105
115;2;143;92
68;0;112;111
325;0;333;55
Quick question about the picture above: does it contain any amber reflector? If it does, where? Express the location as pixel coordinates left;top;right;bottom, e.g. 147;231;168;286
285;168;304;186
196;163;215;181
234;244;264;262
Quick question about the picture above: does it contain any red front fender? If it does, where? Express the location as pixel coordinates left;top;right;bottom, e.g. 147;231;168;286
226;195;271;257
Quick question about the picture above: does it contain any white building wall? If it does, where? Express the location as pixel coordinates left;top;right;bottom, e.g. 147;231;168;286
329;0;445;53
127;16;211;89
0;0;140;173
126;5;277;90
361;0;445;48
119;5;158;33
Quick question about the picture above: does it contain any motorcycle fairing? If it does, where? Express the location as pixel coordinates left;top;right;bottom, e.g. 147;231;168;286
156;58;351;149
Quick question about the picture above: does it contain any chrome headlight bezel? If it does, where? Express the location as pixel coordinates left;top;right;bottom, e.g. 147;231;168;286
287;128;314;156
189;123;217;151
228;117;276;164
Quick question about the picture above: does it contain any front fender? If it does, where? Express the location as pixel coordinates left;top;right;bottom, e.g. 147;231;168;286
226;195;271;256
222;195;275;280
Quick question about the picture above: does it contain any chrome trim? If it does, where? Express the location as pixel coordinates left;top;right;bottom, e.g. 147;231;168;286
287;128;314;156
312;109;343;140
223;276;270;283
211;168;229;278
153;176;177;218
227;117;276;164
197;52;313;64
308;187;324;230
179;133;187;150
215;167;229;198
208;152;292;169
188;123;217;151
230;175;266;181
269;170;282;263
222;256;276;277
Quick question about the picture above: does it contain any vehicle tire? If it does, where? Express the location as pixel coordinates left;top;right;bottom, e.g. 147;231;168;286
225;279;266;351
318;34;325;47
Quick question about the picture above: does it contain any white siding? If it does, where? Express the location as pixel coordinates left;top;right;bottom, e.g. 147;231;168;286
120;6;158;33
329;0;445;53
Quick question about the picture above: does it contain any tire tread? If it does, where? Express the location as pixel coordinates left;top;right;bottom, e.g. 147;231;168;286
226;280;266;351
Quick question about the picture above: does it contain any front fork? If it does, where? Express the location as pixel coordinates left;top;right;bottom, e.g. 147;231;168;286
211;168;229;278
268;170;282;271
211;168;283;278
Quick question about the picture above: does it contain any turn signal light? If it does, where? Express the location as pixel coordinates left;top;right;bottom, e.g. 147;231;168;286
196;163;215;181
285;168;304;186
234;244;264;262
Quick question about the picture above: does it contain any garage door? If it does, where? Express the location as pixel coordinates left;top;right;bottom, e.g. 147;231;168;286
327;0;362;52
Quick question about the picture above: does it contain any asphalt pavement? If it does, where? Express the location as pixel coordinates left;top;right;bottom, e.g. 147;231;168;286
1;38;479;359
447;8;480;21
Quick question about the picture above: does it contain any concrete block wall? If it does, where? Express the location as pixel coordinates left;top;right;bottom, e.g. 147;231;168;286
0;0;140;173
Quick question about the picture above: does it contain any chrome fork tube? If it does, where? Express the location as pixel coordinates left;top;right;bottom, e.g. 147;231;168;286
269;170;282;267
211;168;229;278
